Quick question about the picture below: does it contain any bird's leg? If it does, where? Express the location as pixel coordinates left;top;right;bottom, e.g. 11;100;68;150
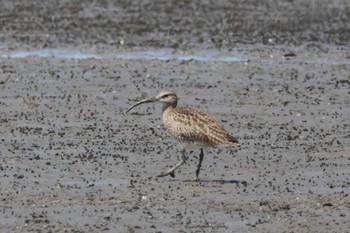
157;149;187;178
195;148;204;181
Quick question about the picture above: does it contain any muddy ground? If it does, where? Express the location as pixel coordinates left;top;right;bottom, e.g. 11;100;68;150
1;1;350;233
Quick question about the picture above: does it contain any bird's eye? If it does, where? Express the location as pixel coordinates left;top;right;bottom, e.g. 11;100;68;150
163;94;169;98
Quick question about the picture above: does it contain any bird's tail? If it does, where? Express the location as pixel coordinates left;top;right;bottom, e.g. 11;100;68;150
226;134;240;147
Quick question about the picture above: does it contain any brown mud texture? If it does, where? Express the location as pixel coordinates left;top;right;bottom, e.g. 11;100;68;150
1;1;350;233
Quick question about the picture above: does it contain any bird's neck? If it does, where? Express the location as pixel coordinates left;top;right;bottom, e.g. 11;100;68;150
162;102;177;113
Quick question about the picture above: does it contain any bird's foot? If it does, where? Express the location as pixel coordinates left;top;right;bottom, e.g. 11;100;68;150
156;171;175;178
182;177;201;183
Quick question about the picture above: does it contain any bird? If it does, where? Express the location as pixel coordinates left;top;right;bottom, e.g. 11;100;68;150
125;90;240;180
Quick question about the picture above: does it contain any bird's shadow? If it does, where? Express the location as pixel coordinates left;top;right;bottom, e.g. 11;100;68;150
183;179;247;186
149;176;247;186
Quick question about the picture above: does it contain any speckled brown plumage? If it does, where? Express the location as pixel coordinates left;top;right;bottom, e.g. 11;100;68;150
163;107;239;148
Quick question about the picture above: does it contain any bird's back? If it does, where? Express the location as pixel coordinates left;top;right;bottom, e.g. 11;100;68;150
163;107;239;148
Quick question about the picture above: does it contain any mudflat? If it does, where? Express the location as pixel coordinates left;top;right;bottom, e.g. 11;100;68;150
1;1;349;232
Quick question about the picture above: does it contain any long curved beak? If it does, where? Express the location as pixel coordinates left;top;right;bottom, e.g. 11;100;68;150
125;97;156;114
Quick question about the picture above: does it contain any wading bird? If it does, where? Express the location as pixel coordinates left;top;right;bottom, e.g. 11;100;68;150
126;90;239;180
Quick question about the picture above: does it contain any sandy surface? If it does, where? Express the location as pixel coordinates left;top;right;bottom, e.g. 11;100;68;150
1;1;350;233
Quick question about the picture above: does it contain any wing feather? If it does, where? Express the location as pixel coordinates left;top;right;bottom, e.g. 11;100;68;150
163;107;239;147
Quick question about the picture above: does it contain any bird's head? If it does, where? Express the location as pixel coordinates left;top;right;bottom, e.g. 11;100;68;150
125;90;178;114
155;90;178;105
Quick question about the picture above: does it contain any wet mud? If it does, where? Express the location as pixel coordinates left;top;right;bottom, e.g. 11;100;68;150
1;1;350;233
1;0;350;49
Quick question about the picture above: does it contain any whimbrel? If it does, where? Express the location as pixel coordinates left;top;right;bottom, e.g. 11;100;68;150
126;90;239;180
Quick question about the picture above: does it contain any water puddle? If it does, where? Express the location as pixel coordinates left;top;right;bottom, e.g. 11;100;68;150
0;47;246;62
1;46;348;65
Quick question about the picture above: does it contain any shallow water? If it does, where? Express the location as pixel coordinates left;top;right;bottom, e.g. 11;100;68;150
2;46;349;66
0;47;246;62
